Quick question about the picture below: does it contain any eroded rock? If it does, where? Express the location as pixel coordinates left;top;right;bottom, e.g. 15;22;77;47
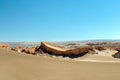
40;42;93;56
0;44;11;50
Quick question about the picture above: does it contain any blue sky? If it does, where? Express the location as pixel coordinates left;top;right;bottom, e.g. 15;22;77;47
0;0;120;42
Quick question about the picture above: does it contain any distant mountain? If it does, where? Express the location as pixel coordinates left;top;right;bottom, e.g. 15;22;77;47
79;39;120;43
1;39;120;48
0;42;40;48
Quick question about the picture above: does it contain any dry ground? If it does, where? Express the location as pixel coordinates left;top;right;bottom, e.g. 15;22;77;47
0;48;120;80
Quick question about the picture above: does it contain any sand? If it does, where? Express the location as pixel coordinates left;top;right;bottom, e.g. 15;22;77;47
0;48;120;80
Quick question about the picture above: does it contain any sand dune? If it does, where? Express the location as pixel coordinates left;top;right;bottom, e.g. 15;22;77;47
0;48;120;80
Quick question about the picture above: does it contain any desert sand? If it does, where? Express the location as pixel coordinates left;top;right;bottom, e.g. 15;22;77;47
0;48;120;80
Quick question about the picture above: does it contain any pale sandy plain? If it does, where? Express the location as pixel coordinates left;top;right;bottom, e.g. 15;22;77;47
0;48;120;80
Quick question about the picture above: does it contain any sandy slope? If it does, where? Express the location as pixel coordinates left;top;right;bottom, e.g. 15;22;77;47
0;48;120;80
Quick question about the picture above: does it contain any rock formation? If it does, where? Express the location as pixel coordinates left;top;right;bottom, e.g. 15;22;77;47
112;52;120;58
115;48;120;52
22;46;42;55
40;42;93;56
15;46;22;53
0;44;11;50
94;46;106;51
113;48;120;58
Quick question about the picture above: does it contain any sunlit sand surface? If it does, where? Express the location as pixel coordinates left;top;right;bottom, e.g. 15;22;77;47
0;48;120;80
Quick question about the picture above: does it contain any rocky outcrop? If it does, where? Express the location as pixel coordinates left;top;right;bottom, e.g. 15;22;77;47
25;47;37;55
115;48;120;52
94;46;106;51
112;52;120;58
15;46;22;53
21;46;42;55
0;44;11;50
113;48;120;58
11;45;42;55
40;42;93;56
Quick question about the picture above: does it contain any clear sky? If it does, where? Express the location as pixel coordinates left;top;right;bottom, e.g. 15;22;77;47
0;0;120;42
